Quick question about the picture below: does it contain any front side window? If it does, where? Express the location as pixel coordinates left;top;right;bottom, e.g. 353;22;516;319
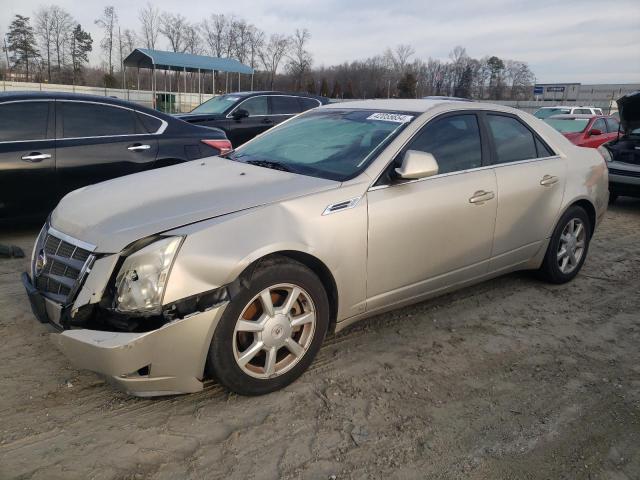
271;96;301;115
487;114;537;164
237;96;268;116
592;118;606;133
405;114;482;174
227;109;414;181
0;102;50;142
62;102;136;138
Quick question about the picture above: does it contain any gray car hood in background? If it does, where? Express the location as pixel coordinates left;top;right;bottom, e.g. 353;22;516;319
51;157;338;253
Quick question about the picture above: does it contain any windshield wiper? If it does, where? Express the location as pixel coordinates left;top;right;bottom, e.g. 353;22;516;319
245;160;295;173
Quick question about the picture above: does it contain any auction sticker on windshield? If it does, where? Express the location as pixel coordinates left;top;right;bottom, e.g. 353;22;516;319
366;113;414;123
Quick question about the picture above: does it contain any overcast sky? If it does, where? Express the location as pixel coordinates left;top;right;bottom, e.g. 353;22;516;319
2;0;639;84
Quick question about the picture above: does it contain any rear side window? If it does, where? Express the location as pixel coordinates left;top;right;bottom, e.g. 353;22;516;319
62;102;136;138
271;96;302;115
606;117;620;133
0;102;50;142
299;97;321;111
574;108;592;114
407;114;482;174
487;115;537;164
136;112;163;133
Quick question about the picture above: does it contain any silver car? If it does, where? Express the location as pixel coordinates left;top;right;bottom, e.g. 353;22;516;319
23;99;609;396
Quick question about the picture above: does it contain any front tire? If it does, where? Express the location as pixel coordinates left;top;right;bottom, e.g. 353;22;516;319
207;256;329;395
538;205;591;284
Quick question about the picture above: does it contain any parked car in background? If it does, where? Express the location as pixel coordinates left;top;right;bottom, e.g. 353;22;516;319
0;92;231;221
599;91;640;202
544;114;620;148
23;99;608;397
175;91;329;146
534;106;604;119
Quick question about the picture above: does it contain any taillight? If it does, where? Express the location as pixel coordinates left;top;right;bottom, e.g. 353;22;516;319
201;139;233;155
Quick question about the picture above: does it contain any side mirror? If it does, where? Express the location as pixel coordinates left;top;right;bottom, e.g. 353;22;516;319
588;128;602;136
395;150;439;180
232;109;249;120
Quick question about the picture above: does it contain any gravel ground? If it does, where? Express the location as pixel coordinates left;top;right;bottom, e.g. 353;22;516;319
0;200;639;480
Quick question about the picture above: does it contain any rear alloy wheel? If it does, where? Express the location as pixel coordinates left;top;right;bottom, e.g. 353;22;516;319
208;257;329;395
538;206;591;284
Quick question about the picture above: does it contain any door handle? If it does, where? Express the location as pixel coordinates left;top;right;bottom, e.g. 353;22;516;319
128;144;151;151
540;175;559;186
261;118;273;125
21;152;52;162
469;190;495;204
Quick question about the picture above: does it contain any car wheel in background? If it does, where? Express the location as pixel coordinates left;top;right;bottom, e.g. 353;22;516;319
538;205;591;284
207;256;329;395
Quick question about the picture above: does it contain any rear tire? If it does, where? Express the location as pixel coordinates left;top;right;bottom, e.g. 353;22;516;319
538;205;591;284
207;256;329;395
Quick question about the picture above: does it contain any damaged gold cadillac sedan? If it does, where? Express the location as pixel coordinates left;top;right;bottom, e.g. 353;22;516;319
23;99;609;396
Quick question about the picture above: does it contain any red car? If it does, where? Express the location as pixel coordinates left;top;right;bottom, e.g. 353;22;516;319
544;114;620;148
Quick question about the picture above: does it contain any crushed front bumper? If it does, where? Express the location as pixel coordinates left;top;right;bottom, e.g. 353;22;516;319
23;272;228;397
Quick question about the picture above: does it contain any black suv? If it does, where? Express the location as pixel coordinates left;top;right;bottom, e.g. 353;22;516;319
601;91;640;202
0;92;230;220
176;91;329;146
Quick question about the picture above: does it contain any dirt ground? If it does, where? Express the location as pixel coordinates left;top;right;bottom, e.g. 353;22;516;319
0;200;639;480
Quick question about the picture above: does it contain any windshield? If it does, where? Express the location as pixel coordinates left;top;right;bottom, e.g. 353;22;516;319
227;109;414;181
191;95;241;114
544;118;590;133
535;108;571;119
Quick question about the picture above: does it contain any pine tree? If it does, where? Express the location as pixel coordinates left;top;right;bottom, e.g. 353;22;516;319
330;80;341;99
69;24;92;84
397;72;417;98
344;80;354;99
319;77;329;97
6;15;39;81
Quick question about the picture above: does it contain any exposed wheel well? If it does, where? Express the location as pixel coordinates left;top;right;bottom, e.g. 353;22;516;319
239;251;339;332
571;199;597;236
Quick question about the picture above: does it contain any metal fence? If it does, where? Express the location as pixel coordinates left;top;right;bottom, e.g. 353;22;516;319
0;81;213;113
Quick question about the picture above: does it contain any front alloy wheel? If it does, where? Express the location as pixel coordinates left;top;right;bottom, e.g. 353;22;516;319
233;284;316;379
207;256;329;395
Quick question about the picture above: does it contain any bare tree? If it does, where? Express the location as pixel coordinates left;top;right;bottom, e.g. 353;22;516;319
285;28;312;90
259;33;290;89
200;14;228;57
51;6;73;73
95;6;118;75
138;3;159;50
247;25;264;70
159;13;187;52
183;24;202;55
34;7;55;81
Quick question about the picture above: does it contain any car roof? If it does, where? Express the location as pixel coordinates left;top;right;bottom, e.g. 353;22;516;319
547;114;598;119
223;91;328;100
320;98;521;115
0;90;175;120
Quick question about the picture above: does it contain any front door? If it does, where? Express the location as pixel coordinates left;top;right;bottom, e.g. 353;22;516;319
227;96;271;146
484;113;567;270
0;100;56;218
366;113;497;311
55;100;158;196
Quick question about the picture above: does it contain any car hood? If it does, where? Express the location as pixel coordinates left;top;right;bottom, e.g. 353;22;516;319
51;158;338;253
617;91;640;132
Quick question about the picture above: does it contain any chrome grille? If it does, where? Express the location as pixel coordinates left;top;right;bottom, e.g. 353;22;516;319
32;226;95;304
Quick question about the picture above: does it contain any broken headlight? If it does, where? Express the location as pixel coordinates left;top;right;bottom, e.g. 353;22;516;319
114;236;183;315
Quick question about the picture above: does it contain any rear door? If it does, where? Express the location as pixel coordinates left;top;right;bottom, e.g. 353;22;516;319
485;113;566;271
55;100;159;195
269;95;302;127
0;100;56;218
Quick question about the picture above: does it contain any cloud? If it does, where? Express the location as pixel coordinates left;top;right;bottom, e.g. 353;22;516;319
2;0;639;83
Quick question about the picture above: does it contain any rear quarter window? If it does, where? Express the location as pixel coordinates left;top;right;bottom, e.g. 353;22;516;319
298;97;321;111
